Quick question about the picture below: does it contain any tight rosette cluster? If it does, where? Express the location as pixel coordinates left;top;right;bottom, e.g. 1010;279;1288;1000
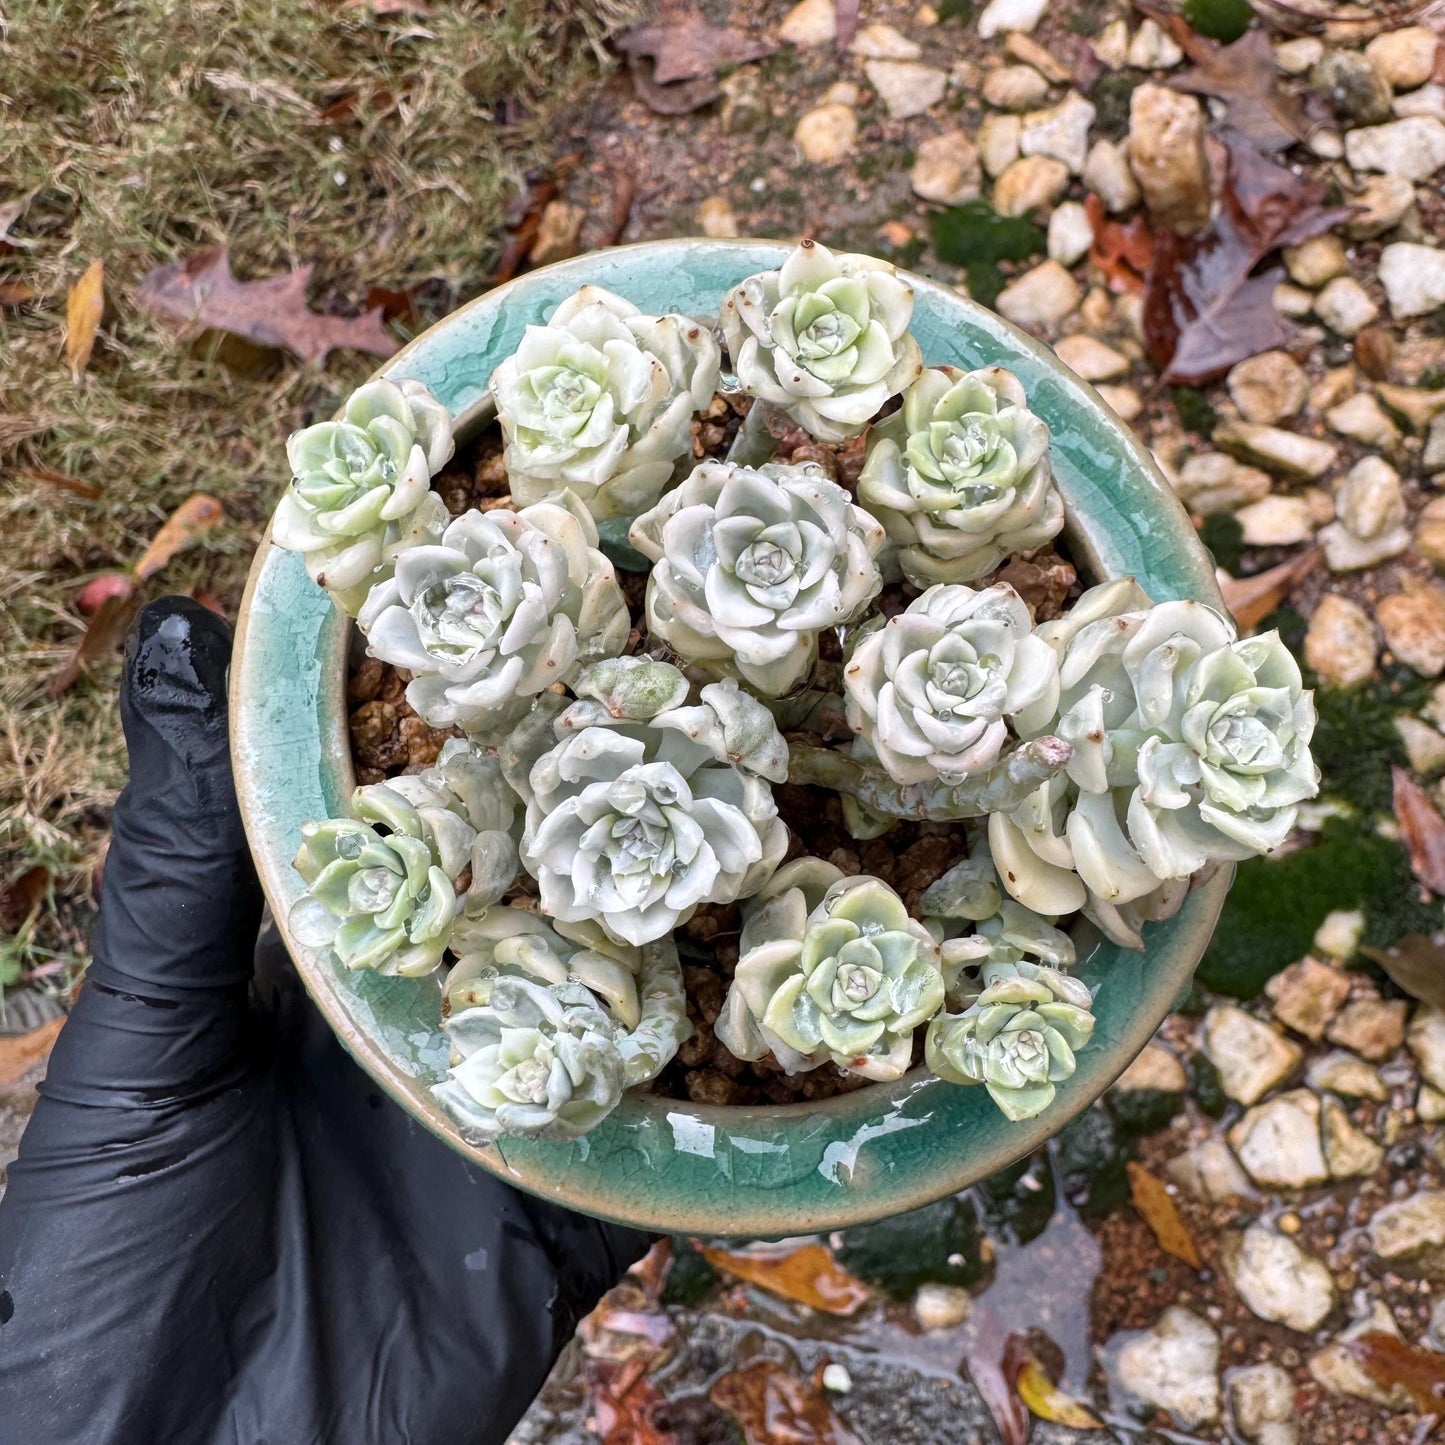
274;378;453;608
631;459;885;697
358;494;629;738
990;579;1320;931
926;960;1096;1121
859;366;1063;585
518;658;789;947
843;582;1060;785
718;860;946;1082
490;285;720;519
721;240;923;442
289;741;518;977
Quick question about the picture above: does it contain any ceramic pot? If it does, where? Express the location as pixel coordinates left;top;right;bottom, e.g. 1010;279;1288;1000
231;239;1228;1237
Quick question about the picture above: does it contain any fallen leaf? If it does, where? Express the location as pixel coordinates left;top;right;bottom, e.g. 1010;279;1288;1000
134;493;225;580
1086;194;1154;296
364;283;423;328
1144;132;1352;383
711;1362;863;1445
77;573;137;616
1350;1331;1445;1414
615;10;775;85
0;281;36;305
1216;548;1319;632
835;0;861;51
1010;1339;1104;1429
192;591;228;618
1395;766;1445;897
0;1017;65;1088
1361;933;1445;1010
0;865;50;933
50;588;142;696
698;1241;871;1316
1127;1161;1203;1270
345;0;431;11
17;464;101;499
135;246;396;366
586;1371;677;1445
65;258;104;376
973;1339;1031;1445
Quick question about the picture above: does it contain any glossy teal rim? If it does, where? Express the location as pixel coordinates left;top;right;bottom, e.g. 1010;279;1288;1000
232;239;1229;1237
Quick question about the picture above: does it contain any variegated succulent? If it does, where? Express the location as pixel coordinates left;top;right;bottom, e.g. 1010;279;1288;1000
843;582;1060;785
357;493;629;738
490;285;720;519
273;377;453;610
630;458;886;697
517;658;789;947
717;859;946;1082
858;366;1063;586
721;239;923;442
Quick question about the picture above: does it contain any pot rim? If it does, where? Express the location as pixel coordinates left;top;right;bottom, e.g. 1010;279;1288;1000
231;237;1230;1235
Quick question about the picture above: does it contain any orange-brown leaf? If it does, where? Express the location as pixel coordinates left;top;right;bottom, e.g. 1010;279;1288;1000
698;1241;871;1316
1217;549;1319;633
0;1017;65;1088
136;246;396;366
1127;1161;1203;1270
65;258;104;375
18;464;102;499
1350;1331;1445;1414
133;492;225;581
50;588;143;696
586;1368;677;1445
1014;1350;1104;1430
0;281;36;306
711;1362;863;1445
1394;766;1445;897
1086;194;1154;296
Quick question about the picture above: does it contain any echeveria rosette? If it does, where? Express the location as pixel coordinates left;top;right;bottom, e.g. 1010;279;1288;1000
288;739;517;977
357;493;629;738
630;459;886;697
858;366;1063;586
843;582;1061;785
273;377;453;610
925;959;1096;1121
717;860;946;1082
519;658;789;947
490;285;720;520
721;239;923;442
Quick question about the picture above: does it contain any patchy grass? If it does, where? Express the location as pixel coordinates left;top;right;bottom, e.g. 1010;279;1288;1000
0;0;636;980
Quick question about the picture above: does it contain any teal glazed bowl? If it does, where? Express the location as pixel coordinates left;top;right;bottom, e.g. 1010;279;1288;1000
232;239;1229;1237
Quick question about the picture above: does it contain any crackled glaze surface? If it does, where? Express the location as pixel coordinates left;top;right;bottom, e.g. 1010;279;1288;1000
232;240;1229;1236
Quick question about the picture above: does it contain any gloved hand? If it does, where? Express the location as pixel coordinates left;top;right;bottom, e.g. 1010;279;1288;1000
0;598;648;1445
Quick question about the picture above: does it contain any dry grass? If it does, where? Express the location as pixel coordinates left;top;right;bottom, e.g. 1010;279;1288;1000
0;0;638;984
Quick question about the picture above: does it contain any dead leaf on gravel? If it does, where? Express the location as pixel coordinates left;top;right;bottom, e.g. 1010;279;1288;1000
1127;1161;1203;1269
1086;194;1153;296
1217;549;1319;632
1394;766;1445;897
835;0;860;51
699;1240;871;1316
65;258;104;376
18;463;101;499
1362;933;1445;1010
136;246;396;366
711;1361;863;1445
1011;1340;1104;1429
0;1017;65;1087
1351;1331;1445;1414
616;7;774;114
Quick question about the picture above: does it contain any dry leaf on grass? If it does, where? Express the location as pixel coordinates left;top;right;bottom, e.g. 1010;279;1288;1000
0;1017;65;1088
0;281;36;306
711;1361;863;1445
1009;1337;1103;1429
1127;1160;1203;1269
1216;549;1319;633
136;247;396;366
17;464;101;499
134;493;225;580
65;258;104;376
698;1240;871;1316
1394;766;1445;897
1350;1331;1445;1414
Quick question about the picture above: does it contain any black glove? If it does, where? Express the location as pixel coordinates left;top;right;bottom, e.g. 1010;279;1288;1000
0;598;648;1445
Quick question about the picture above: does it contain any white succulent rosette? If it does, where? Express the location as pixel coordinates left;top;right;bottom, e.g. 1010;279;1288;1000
289;740;517;976
489;285;720;520
842;582;1061;786
717;859;946;1082
273;377;453;609
858;366;1063;586
516;658;790;948
990;579;1320;931
720;239;923;442
357;493;629;739
629;458;886;697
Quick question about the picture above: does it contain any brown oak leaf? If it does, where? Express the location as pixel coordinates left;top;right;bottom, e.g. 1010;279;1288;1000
1394;765;1445;897
616;6;774;114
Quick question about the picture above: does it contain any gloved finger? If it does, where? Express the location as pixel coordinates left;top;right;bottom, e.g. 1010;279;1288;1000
41;597;264;1107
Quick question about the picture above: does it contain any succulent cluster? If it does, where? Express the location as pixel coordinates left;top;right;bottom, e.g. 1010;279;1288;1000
279;241;1318;1140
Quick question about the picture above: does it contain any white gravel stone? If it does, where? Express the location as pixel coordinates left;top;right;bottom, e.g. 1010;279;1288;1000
1326;392;1399;448
1167;1138;1256;1203
1229;1363;1298;1445
1213;420;1339;480
982;63;1051;111
779;0;836;46
1046;199;1094;266
794;103;858;165
1304;594;1378;690
1322;1096;1384;1178
977;113;1022;177
697;196;739;238
1112;1307;1221;1428
1367;26;1441;91
1396;83;1445;121
1221;1224;1336;1331
910;130;982;205
1201;1005;1302;1105
1345;116;1445;183
1284;234;1350;287
1114;1042;1187;1094
1327;998;1408;1060
1369;1189;1445;1278
1314;909;1368;961
1173;452;1271;515
913;1282;971;1331
1273;283;1316;319
1097;383;1142;421
1020;92;1096;173
1307;1049;1387;1101
1379;576;1445;678
866;60;947;119
1090;18;1129;71
1276;37;1324;75
1379;242;1445;319
1127;17;1184;71
1236;496;1315;547
995;260;1080;327
1228;1090;1329;1190
850;23;921;60
1398;715;1445;773
1346;173;1416;239
1129;84;1211;233
1320;519;1413;571
1082;137;1141;213
1266;958;1351;1040
1054;333;1129;381
1314;276;1380;336
977;0;1049;39
1309;1302;1412;1409
1227;350;1309;424
1411;1006;1445;1090
993;154;1069;216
